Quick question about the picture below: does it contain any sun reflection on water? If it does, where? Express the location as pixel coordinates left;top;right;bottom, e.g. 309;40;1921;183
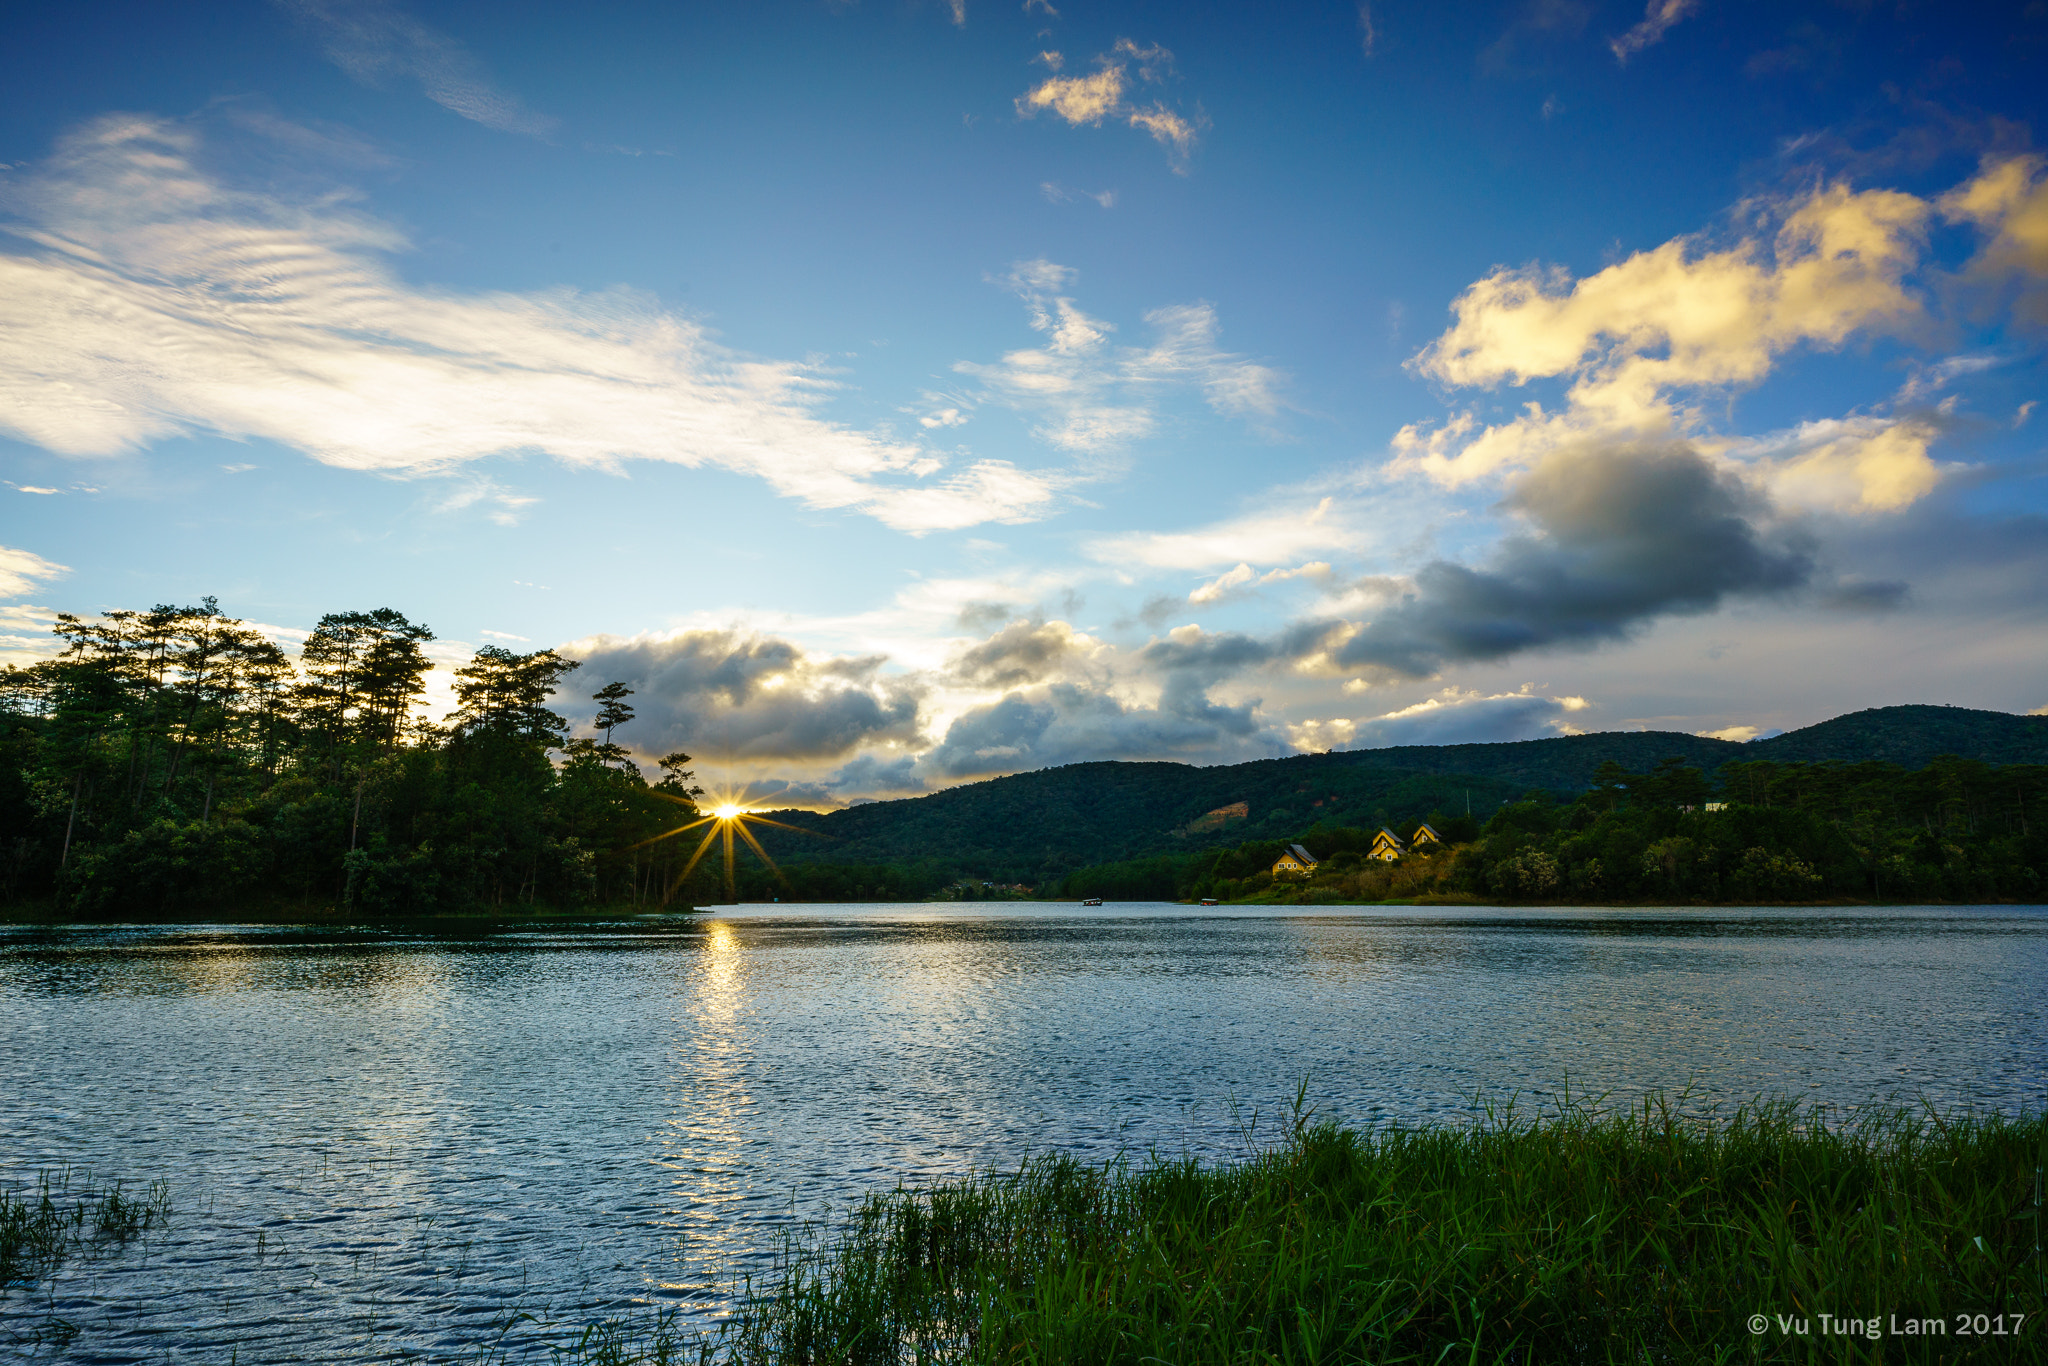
654;919;759;1303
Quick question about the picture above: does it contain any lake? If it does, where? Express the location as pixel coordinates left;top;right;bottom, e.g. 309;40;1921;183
3;903;2045;1362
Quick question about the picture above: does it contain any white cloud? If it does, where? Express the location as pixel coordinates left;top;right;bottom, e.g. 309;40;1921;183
275;0;557;136
954;261;1282;456
0;116;1064;534
1714;415;1943;514
0;546;68;597
1289;687;1591;752
1188;560;1332;606
1389;175;1985;519
1040;182;1116;209
435;478;540;526
1609;0;1702;65
1015;40;1207;172
1943;155;2048;325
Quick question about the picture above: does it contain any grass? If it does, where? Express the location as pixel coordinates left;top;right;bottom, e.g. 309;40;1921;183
9;1100;2043;1363
0;1169;171;1283
694;1093;2045;1365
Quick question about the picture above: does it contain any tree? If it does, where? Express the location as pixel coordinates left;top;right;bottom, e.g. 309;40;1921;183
587;681;637;769
299;609;435;751
451;646;581;743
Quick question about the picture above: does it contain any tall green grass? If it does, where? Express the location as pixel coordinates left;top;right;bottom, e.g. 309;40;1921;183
0;1171;171;1283
706;1096;2044;1365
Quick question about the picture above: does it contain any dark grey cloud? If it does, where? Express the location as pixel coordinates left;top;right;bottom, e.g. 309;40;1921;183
949;618;1082;689
919;681;1282;779
569;629;922;762
1335;440;1813;677
1818;578;1909;613
955;600;1016;632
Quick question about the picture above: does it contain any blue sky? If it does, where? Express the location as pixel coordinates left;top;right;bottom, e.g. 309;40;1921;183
3;0;2045;804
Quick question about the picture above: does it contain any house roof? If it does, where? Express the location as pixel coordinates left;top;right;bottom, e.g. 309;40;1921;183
1374;826;1406;845
1414;823;1440;841
1288;843;1318;862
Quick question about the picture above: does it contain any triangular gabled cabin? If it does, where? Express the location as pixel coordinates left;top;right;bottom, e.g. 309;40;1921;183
1271;843;1320;877
1410;823;1442;848
1369;827;1408;862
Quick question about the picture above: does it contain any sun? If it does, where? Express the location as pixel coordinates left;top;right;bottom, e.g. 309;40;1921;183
630;791;818;906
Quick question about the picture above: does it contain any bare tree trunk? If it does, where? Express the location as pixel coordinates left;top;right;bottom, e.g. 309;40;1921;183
61;772;82;869
201;770;215;825
350;778;365;851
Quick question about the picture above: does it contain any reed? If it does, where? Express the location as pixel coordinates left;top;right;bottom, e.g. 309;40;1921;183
0;1171;171;1283
711;1094;2046;1365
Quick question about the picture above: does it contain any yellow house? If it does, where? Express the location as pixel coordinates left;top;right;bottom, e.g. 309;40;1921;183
1410;823;1442;848
1271;843;1320;877
1369;827;1407;862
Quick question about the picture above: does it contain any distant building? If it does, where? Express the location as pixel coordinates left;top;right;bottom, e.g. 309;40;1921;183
1704;803;1727;812
1411;823;1442;847
1370;827;1408;862
1271;844;1320;877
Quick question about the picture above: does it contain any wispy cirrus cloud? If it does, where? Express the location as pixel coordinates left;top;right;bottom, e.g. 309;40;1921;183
1609;0;1702;65
0;115;1064;534
1016;40;1207;172
274;0;557;136
0;546;68;598
953;260;1283;457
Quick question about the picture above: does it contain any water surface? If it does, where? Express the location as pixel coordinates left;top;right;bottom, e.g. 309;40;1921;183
3;903;2043;1362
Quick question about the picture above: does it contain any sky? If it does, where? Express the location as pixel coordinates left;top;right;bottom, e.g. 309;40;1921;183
2;0;2046;807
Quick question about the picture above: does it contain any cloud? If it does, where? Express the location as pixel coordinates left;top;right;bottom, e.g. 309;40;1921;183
1815;577;1909;613
1187;560;1333;606
1336;439;1812;679
1040;182;1116;208
1094;493;1375;573
1609;0;1701;65
1942;155;2048;325
953;261;1282;455
435;478;540;526
0;116;1062;534
275;0;557;136
1290;687;1591;751
948;617;1094;689
1715;415;1943;514
918;677;1278;779
1015;41;1206;171
0;545;68;597
562;628;924;762
1390;175;1979;521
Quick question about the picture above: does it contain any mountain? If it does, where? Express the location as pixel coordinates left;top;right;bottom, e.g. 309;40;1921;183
1745;705;2048;768
750;704;2048;883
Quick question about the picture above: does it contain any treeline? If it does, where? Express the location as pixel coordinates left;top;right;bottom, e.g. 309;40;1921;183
1058;755;2048;904
0;599;714;917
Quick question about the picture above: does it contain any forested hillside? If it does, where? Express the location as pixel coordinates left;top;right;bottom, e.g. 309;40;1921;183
1056;754;2047;906
752;705;2048;887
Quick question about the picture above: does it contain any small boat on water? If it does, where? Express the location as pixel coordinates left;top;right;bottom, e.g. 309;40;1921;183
1199;898;1218;905
1081;897;1103;906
